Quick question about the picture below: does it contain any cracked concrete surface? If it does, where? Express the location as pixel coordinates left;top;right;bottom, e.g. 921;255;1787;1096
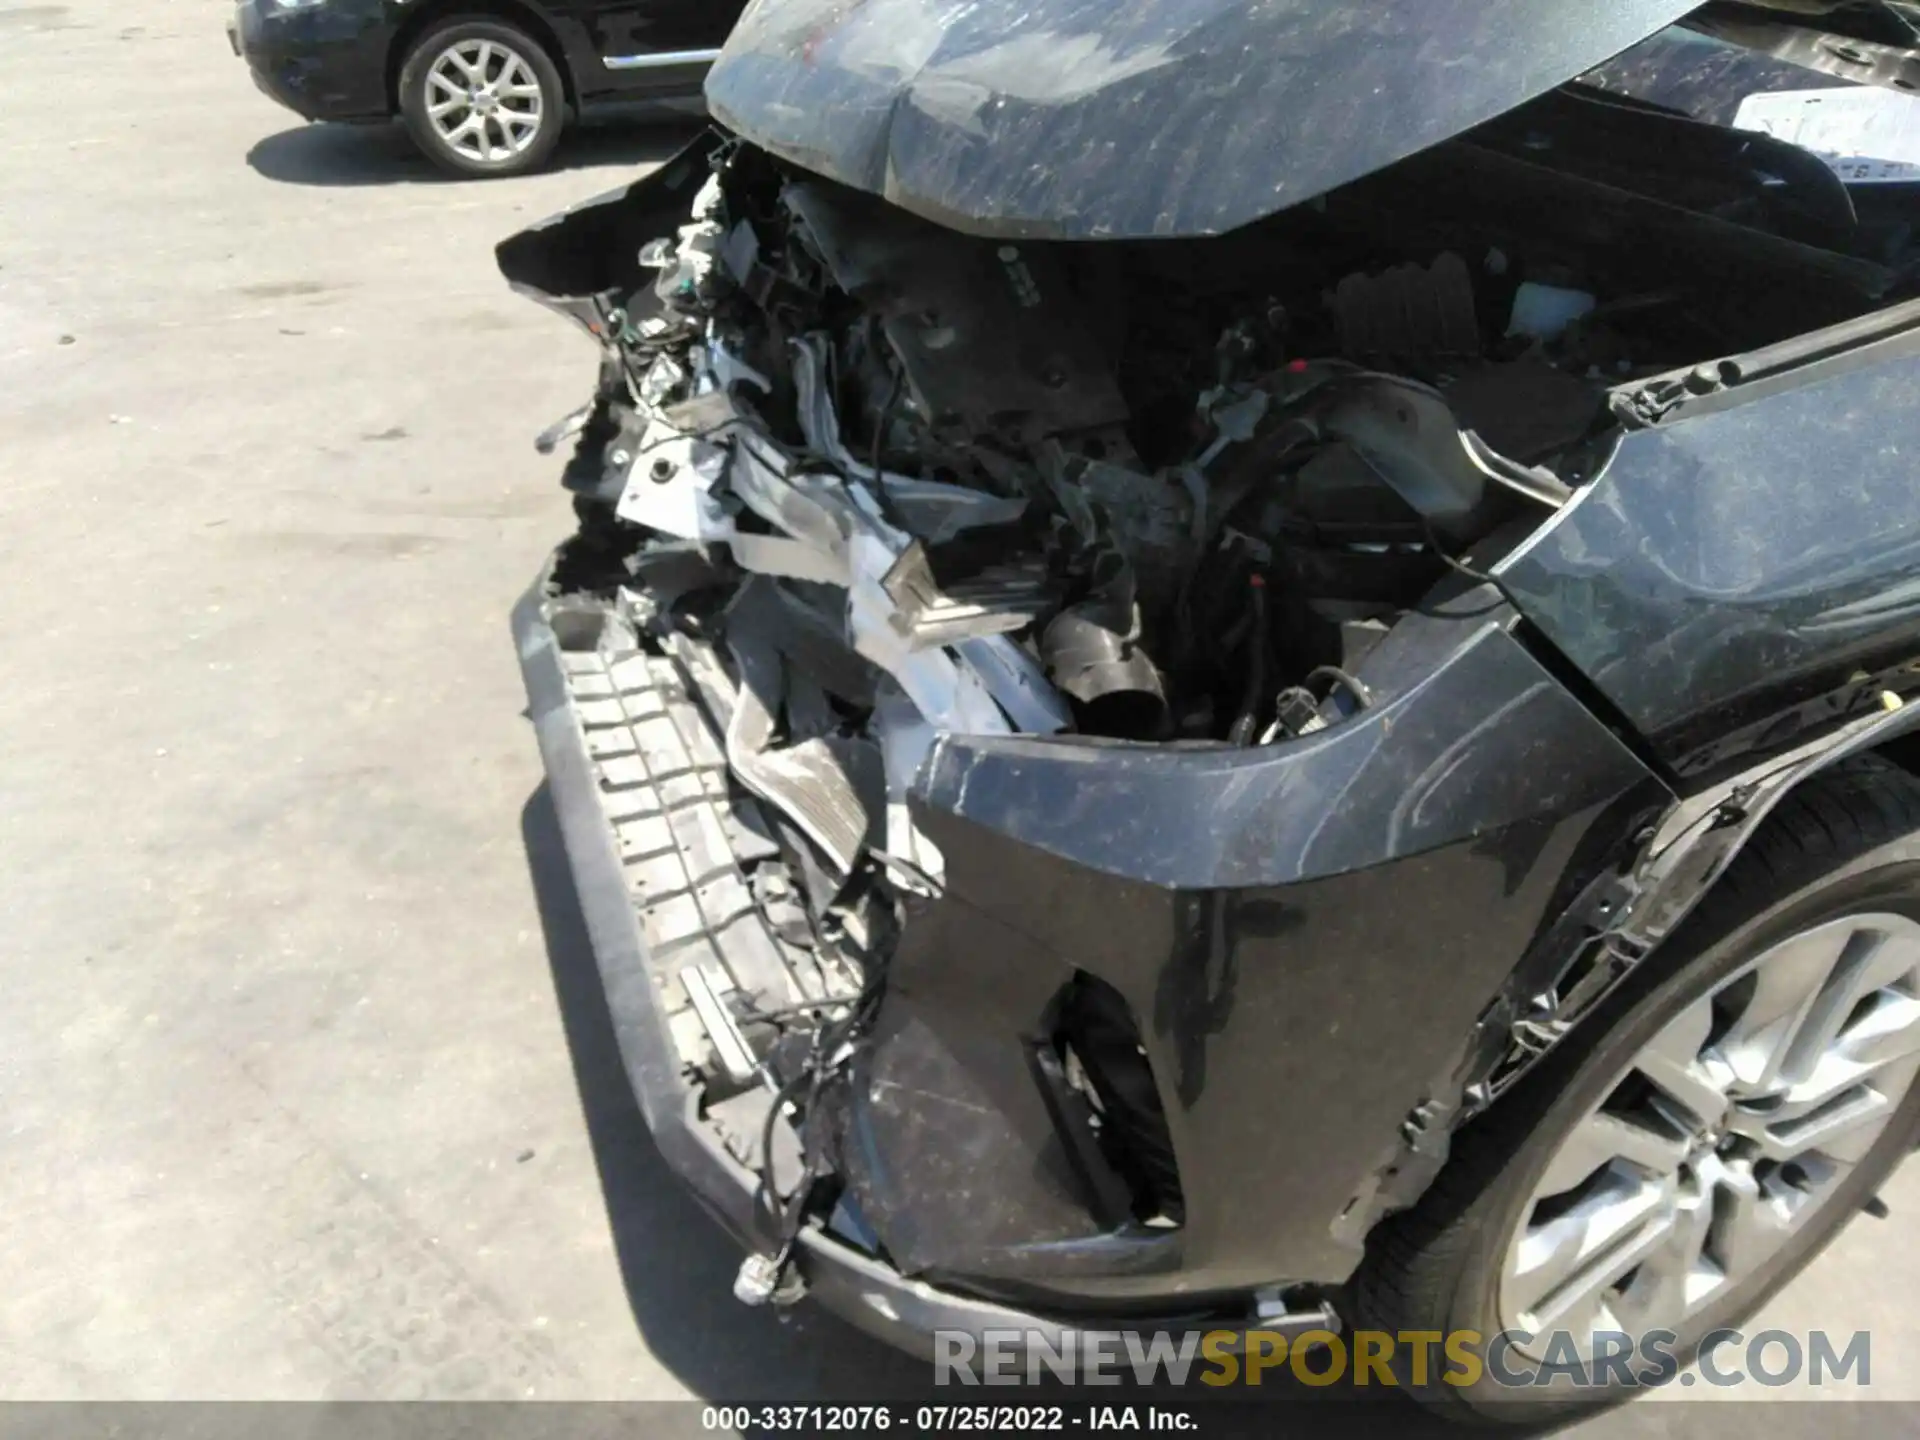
0;0;1913;1428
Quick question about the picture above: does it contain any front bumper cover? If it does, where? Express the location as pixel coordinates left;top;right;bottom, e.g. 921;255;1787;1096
513;571;1349;1354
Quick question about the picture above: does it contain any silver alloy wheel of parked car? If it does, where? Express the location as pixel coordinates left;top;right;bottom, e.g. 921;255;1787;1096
424;38;544;164
1497;911;1920;1360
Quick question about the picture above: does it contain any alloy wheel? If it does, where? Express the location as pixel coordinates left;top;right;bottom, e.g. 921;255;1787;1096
424;39;544;165
1497;912;1920;1360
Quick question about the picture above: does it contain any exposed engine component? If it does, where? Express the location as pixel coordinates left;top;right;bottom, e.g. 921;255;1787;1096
1041;590;1168;739
1329;252;1481;361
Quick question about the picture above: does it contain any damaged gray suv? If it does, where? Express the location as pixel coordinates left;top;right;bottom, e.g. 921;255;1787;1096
501;0;1920;1418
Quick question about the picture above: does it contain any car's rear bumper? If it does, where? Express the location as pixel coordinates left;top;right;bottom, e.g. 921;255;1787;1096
230;0;391;123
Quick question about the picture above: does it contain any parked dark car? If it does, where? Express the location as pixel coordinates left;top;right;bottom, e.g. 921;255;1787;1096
226;0;744;176
503;0;1920;1419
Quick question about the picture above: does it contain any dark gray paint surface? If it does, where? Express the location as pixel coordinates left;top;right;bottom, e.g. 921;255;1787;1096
704;0;1701;238
1501;355;1920;762
844;605;1657;1291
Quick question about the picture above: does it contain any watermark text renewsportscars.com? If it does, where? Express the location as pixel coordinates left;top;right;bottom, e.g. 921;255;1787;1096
933;1327;1872;1390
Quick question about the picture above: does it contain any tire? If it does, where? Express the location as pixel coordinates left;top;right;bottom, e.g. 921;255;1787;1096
1352;754;1920;1422
398;18;565;178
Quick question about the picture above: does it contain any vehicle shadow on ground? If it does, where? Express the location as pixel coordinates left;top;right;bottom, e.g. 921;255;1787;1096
246;117;705;187
519;783;1523;1435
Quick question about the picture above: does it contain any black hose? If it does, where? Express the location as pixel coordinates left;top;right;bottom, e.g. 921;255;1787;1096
752;1066;818;1246
1421;517;1501;588
870;365;902;480
865;365;911;532
1303;665;1373;711
1228;575;1269;746
739;997;855;1025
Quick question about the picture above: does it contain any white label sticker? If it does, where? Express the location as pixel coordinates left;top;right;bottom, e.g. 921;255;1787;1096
1735;86;1920;184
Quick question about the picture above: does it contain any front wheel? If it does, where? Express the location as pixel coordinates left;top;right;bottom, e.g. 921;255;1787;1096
1353;756;1920;1421
398;18;565;178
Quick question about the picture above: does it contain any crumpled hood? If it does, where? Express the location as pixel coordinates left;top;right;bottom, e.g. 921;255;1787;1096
703;0;1703;240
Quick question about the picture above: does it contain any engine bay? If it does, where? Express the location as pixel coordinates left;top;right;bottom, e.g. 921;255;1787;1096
549;83;1912;825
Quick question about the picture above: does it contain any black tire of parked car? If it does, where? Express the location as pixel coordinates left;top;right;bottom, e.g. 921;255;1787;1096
398;17;566;179
1352;754;1920;1422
